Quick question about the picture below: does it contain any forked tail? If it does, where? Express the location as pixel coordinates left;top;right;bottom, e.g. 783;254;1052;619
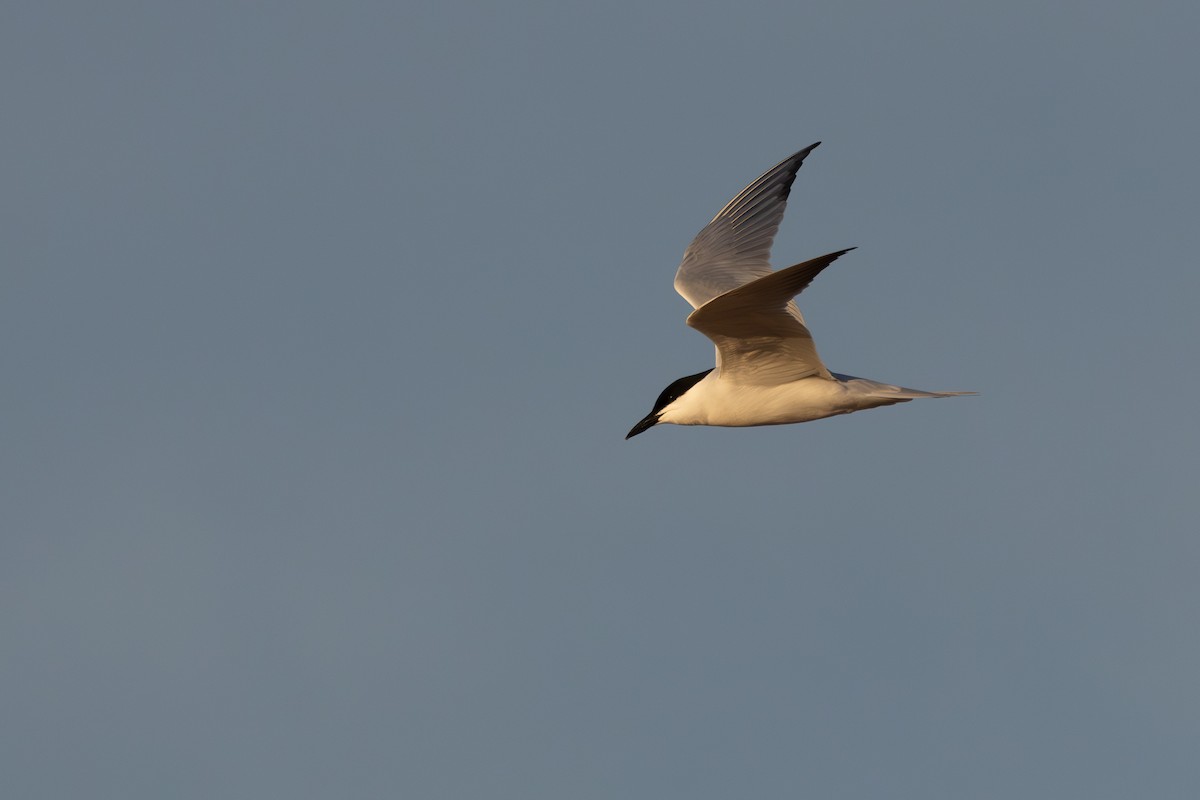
831;372;977;400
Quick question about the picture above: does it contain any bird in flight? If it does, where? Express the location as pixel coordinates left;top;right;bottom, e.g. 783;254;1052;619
627;142;973;440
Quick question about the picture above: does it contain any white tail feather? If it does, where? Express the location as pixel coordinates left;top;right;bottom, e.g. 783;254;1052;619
831;372;977;399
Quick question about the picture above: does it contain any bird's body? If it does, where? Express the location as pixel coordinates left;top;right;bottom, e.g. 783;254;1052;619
627;142;973;440
657;371;952;429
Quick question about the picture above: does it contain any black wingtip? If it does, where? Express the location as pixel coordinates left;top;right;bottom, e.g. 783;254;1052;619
795;141;821;159
821;247;857;264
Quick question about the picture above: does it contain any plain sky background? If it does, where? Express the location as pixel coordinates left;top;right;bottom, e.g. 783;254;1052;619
4;1;1199;797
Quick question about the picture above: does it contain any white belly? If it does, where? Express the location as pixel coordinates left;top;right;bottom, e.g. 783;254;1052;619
661;373;885;428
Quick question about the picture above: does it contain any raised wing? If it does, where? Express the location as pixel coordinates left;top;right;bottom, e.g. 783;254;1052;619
674;143;821;309
686;249;855;385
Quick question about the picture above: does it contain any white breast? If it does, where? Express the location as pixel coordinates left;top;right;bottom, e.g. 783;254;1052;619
658;372;868;428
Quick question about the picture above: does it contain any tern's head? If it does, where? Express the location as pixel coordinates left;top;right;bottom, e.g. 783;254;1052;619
626;368;713;439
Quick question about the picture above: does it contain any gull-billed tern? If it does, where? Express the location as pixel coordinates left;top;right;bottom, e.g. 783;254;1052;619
627;142;973;440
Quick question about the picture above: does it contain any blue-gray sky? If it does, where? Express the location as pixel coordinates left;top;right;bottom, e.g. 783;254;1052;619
4;2;1198;797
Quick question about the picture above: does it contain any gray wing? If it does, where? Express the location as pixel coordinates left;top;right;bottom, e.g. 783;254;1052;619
673;143;821;309
686;249;854;385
